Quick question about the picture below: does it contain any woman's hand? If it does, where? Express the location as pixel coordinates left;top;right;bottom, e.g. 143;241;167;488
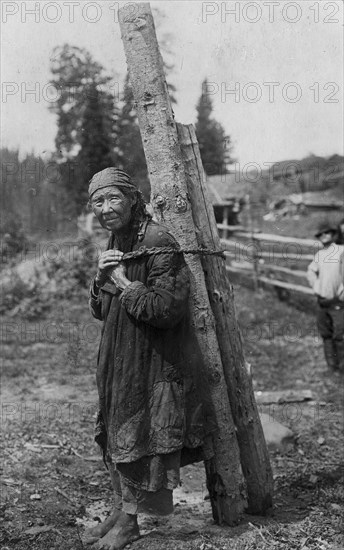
109;263;131;291
95;249;124;286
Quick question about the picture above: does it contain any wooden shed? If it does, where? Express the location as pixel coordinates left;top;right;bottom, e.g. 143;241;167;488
207;174;245;226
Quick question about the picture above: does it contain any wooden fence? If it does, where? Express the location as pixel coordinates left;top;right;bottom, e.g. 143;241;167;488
217;224;320;298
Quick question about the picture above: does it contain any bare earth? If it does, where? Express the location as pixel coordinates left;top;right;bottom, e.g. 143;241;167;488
1;286;343;550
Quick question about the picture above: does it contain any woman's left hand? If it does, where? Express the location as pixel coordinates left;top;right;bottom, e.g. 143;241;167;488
110;262;131;291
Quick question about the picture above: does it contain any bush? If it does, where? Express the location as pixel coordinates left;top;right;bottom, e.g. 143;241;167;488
47;237;98;296
2;237;99;319
0;218;29;264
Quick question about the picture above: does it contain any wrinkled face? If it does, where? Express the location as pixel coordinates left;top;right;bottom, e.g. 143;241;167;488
318;230;335;245
91;186;136;233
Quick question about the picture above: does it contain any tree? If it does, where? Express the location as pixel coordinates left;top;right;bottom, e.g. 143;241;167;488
0;148;20;225
195;79;234;175
117;74;150;199
49;44;119;215
49;45;117;156
74;83;118;210
0;148;58;240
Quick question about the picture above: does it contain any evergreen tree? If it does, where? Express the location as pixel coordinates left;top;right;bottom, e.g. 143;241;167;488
49;45;116;155
195;79;234;175
48;44;119;215
49;43;177;210
0;148;52;240
0;148;19;225
117;74;149;199
74;83;117;211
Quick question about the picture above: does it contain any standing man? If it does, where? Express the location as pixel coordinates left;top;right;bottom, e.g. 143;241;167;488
307;221;344;373
84;168;209;550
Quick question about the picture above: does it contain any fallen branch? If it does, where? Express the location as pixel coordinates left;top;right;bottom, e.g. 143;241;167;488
71;448;100;462
55;487;75;504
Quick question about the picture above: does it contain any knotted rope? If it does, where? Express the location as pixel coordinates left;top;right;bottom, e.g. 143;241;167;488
122;245;225;261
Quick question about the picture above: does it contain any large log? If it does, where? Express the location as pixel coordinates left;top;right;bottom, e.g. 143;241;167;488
177;124;273;514
119;3;245;525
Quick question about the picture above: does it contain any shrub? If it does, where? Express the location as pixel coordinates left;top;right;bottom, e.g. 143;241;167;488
0;218;29;264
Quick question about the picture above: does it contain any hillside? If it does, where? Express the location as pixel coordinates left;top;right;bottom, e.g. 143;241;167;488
207;154;343;237
207;154;343;201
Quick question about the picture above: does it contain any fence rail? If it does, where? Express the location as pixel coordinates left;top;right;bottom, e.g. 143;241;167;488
218;225;317;297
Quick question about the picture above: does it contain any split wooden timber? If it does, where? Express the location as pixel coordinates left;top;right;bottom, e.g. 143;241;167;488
178;123;273;515
119;2;245;525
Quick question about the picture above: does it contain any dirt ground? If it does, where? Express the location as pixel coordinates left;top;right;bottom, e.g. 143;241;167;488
1;285;343;550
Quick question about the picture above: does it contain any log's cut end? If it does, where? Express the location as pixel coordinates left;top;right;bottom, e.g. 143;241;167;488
205;460;246;525
118;2;151;24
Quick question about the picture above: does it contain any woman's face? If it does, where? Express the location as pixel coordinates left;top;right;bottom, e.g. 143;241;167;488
91;187;136;232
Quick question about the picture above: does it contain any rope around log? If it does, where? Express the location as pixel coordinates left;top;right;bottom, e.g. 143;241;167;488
122;246;225;261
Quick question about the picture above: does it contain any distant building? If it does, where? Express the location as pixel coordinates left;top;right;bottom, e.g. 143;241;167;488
206;174;245;226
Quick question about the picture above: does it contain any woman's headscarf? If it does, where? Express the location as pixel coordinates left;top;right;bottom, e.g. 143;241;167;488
88;168;136;199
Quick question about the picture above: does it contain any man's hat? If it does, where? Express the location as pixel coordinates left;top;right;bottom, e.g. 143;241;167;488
88;168;136;199
315;221;336;238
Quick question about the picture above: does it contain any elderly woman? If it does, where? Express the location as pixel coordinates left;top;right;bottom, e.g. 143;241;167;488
85;168;208;550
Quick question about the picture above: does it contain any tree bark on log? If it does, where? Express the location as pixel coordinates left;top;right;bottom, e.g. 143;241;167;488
177;124;273;514
119;3;245;525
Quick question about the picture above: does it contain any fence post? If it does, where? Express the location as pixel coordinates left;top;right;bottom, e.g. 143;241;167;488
223;206;229;239
245;193;259;290
251;234;259;290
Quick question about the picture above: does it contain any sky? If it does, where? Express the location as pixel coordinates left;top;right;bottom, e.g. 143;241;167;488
1;0;343;168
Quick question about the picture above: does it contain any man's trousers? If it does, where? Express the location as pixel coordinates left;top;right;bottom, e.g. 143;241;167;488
317;298;344;372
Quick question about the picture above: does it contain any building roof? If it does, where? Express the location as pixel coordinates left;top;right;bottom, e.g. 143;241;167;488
206;174;249;204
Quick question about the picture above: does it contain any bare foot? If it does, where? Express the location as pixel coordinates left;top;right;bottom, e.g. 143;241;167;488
83;509;121;545
94;511;140;550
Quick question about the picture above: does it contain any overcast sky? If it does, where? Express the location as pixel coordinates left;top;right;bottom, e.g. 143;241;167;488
1;0;343;167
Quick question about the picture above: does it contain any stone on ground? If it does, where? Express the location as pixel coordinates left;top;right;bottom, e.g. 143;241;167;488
260;413;295;450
